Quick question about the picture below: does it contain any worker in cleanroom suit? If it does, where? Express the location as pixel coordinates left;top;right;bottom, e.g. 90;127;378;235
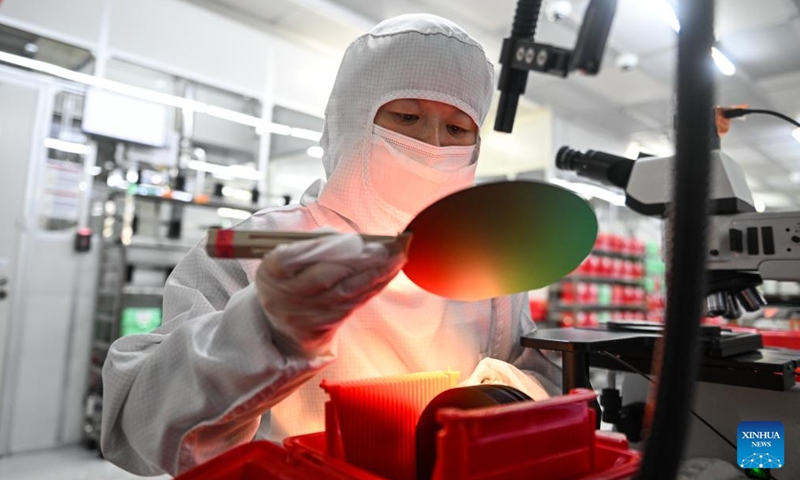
100;13;562;476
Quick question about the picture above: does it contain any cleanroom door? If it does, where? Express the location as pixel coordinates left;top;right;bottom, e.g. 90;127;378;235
0;78;41;455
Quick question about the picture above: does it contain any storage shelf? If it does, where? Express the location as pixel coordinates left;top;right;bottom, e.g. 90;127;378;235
123;286;165;296
97;289;122;297
109;189;262;213
591;250;645;261
763;295;800;307
550;303;649;312
95;313;116;323
561;275;643;287
127;237;195;252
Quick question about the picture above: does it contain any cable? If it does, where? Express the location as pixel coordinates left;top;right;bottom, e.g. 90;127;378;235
721;108;800;129
598;351;778;480
635;1;716;478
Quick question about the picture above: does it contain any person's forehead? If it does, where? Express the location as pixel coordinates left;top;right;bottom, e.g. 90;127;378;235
383;98;472;117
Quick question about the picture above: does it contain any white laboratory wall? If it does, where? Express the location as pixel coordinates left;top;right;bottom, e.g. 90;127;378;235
269;154;326;203
270;36;341;116
0;0;106;47
107;0;272;98
477;99;553;179
0;0;339;116
477;102;630;181
552;116;630;161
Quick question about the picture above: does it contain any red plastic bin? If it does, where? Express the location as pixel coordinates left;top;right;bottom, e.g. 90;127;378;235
175;389;640;480
758;329;800;350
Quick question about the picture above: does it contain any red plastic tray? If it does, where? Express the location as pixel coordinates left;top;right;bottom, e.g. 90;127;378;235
175;389;640;480
759;329;800;350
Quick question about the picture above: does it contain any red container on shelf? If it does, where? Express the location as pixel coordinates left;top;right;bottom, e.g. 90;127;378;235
632;262;644;280
585;255;600;277
621;286;633;305
595;233;611;252
633;287;646;305
633;239;645;256
561;282;576;304
620;260;632;281
758;330;800;350
621;237;633;256
599;257;613;278
610;234;624;254
612;285;624;305
577;282;590;304
529;299;548;323
610;258;624;280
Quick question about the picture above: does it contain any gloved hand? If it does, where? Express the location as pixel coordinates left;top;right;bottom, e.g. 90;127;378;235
461;357;551;401
256;232;406;357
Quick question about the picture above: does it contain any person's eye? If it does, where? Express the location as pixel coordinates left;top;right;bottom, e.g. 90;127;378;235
393;113;419;123
447;124;469;136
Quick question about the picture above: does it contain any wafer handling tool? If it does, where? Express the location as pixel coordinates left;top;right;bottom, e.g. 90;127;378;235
206;180;598;301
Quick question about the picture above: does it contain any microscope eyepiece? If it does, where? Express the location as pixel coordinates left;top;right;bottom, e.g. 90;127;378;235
556;146;581;171
555;146;635;190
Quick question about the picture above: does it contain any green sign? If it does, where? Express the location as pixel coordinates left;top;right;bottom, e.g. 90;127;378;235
120;307;162;336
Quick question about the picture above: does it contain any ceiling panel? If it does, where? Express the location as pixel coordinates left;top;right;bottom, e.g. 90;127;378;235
766;136;800;153
763;174;799;190
603;0;677;55
757;70;800;117
569;59;671;106
714;0;798;37
735;123;798;147
743;161;789;180
768;142;800;170
276;7;366;52
636;49;676;85
211;0;297;23
720;143;773;166
415;0;518;35
625;100;672;130
308;0;405;22
528;13;581;47
526;80;610;117
720;22;800;80
575;108;649;136
716;77;759;106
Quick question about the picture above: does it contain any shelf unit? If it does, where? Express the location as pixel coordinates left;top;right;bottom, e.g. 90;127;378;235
82;189;259;449
545;234;662;328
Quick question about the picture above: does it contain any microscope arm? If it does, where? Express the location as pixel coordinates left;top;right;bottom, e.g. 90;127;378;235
707;211;800;282
556;146;800;318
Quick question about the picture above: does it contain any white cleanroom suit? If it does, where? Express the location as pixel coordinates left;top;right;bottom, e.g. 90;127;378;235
101;13;562;476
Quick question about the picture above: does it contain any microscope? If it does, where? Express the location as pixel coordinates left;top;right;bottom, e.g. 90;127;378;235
554;142;800;320
494;0;800;475
534;141;800;479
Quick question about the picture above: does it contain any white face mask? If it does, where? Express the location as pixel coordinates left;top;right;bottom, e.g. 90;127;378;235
368;124;478;228
372;124;478;171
